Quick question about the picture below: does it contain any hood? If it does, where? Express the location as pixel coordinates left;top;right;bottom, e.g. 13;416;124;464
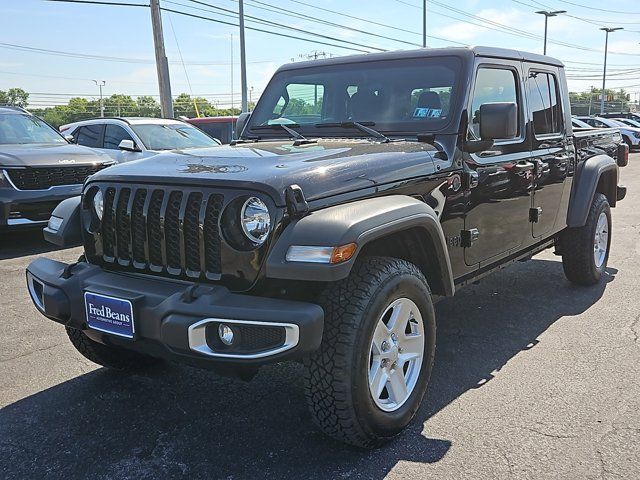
0;143;112;168
87;139;438;205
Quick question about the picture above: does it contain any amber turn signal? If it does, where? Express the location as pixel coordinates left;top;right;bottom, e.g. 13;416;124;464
330;243;357;264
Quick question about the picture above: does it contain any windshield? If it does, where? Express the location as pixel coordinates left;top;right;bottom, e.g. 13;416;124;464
130;123;220;150
0;113;66;145
622;119;640;128
608;119;628;128
572;118;591;129
247;56;462;137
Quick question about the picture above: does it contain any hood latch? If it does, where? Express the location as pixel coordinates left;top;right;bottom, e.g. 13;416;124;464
285;184;309;218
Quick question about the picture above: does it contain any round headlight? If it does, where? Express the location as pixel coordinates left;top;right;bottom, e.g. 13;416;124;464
240;197;271;245
93;190;104;220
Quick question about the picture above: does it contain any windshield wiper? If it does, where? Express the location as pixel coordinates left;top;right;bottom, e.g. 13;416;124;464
314;121;390;143
253;124;317;146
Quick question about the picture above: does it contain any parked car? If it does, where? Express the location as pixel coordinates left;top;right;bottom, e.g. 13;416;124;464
0;106;113;230
186;116;237;144
28;46;628;447
571;117;592;129
576;116;640;150
60;117;222;163
598;112;640;122
614;117;640;129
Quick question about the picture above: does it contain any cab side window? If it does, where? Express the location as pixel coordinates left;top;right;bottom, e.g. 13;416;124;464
104;124;133;150
469;68;519;140
75;124;103;148
528;71;563;136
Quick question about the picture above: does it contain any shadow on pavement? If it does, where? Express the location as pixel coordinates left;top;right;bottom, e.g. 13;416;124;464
0;258;615;479
0;229;64;261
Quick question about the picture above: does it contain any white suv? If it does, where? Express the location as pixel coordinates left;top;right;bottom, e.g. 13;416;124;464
60;117;221;163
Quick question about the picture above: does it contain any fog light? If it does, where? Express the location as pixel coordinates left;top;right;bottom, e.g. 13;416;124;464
218;324;234;345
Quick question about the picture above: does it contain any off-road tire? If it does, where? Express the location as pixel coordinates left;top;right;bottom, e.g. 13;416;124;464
66;327;162;370
561;193;611;285
303;256;436;448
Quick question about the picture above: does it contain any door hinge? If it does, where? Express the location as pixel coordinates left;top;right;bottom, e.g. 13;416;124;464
460;228;480;247
529;207;543;223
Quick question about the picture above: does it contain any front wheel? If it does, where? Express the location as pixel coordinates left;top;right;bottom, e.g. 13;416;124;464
303;257;436;448
561;193;611;285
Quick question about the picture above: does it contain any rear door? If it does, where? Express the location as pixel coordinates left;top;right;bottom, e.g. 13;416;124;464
463;61;535;266
74;124;104;150
524;65;572;238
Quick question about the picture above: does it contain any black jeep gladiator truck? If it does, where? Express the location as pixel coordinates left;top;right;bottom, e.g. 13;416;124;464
26;47;628;448
0;107;113;230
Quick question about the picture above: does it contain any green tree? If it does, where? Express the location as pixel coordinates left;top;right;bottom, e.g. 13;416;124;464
103;94;137;116
0;87;29;107
136;96;161;117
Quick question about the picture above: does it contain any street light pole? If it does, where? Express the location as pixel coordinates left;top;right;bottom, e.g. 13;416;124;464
239;0;248;113
93;80;105;117
535;10;566;55
423;0;427;48
600;27;623;115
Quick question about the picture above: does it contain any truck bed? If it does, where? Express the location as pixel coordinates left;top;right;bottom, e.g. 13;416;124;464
573;127;622;161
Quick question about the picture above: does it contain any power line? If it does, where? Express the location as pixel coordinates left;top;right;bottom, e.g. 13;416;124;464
159;6;373;53
276;0;466;45
172;0;387;52
551;0;640;15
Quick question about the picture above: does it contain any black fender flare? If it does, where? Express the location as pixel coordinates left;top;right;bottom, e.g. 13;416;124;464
567;154;618;228
265;195;455;296
43;196;82;247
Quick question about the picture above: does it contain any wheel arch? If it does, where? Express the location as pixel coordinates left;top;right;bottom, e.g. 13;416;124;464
567;154;618;228
265;195;455;296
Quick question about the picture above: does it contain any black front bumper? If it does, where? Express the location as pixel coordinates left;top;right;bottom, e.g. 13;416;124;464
26;258;324;367
0;184;82;229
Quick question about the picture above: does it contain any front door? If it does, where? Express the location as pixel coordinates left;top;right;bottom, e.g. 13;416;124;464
463;62;534;266
524;66;571;238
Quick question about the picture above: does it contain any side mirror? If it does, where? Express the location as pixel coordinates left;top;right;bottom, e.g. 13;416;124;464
235;112;251;139
64;134;74;143
479;102;518;141
118;139;140;152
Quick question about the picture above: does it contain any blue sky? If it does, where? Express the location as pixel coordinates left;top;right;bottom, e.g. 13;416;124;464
1;0;639;109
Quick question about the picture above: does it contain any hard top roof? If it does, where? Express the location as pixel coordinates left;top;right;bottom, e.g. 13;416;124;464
276;46;563;73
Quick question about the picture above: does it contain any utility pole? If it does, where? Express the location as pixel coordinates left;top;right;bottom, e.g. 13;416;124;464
423;0;427;48
230;33;234;113
93;80;105;117
600;27;623;115
535;10;565;55
239;0;248;113
150;0;174;118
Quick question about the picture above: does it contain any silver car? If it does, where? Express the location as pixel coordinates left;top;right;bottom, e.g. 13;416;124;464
576;116;640;150
60;117;222;163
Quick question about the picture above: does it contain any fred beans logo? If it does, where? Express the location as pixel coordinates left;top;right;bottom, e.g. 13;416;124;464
87;302;131;323
85;292;134;338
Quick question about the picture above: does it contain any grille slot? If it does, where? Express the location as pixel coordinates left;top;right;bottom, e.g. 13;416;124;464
6;164;109;190
97;185;223;279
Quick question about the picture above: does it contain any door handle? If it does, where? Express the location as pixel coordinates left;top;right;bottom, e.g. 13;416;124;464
513;161;535;173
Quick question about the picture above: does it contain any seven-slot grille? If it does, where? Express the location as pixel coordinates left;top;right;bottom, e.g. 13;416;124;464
93;185;224;280
6;164;109;190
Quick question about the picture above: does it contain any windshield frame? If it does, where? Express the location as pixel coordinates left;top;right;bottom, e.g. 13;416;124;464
0;112;69;146
129;122;221;151
245;54;469;139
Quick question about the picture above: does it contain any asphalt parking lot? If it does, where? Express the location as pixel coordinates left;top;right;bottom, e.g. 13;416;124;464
1;155;640;480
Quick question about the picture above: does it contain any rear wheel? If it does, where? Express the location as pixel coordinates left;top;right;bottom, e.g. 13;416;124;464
66;327;162;370
561;193;611;285
303;256;436;448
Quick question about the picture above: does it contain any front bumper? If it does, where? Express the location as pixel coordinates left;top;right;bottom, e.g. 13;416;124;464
0;183;83;229
26;258;324;367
